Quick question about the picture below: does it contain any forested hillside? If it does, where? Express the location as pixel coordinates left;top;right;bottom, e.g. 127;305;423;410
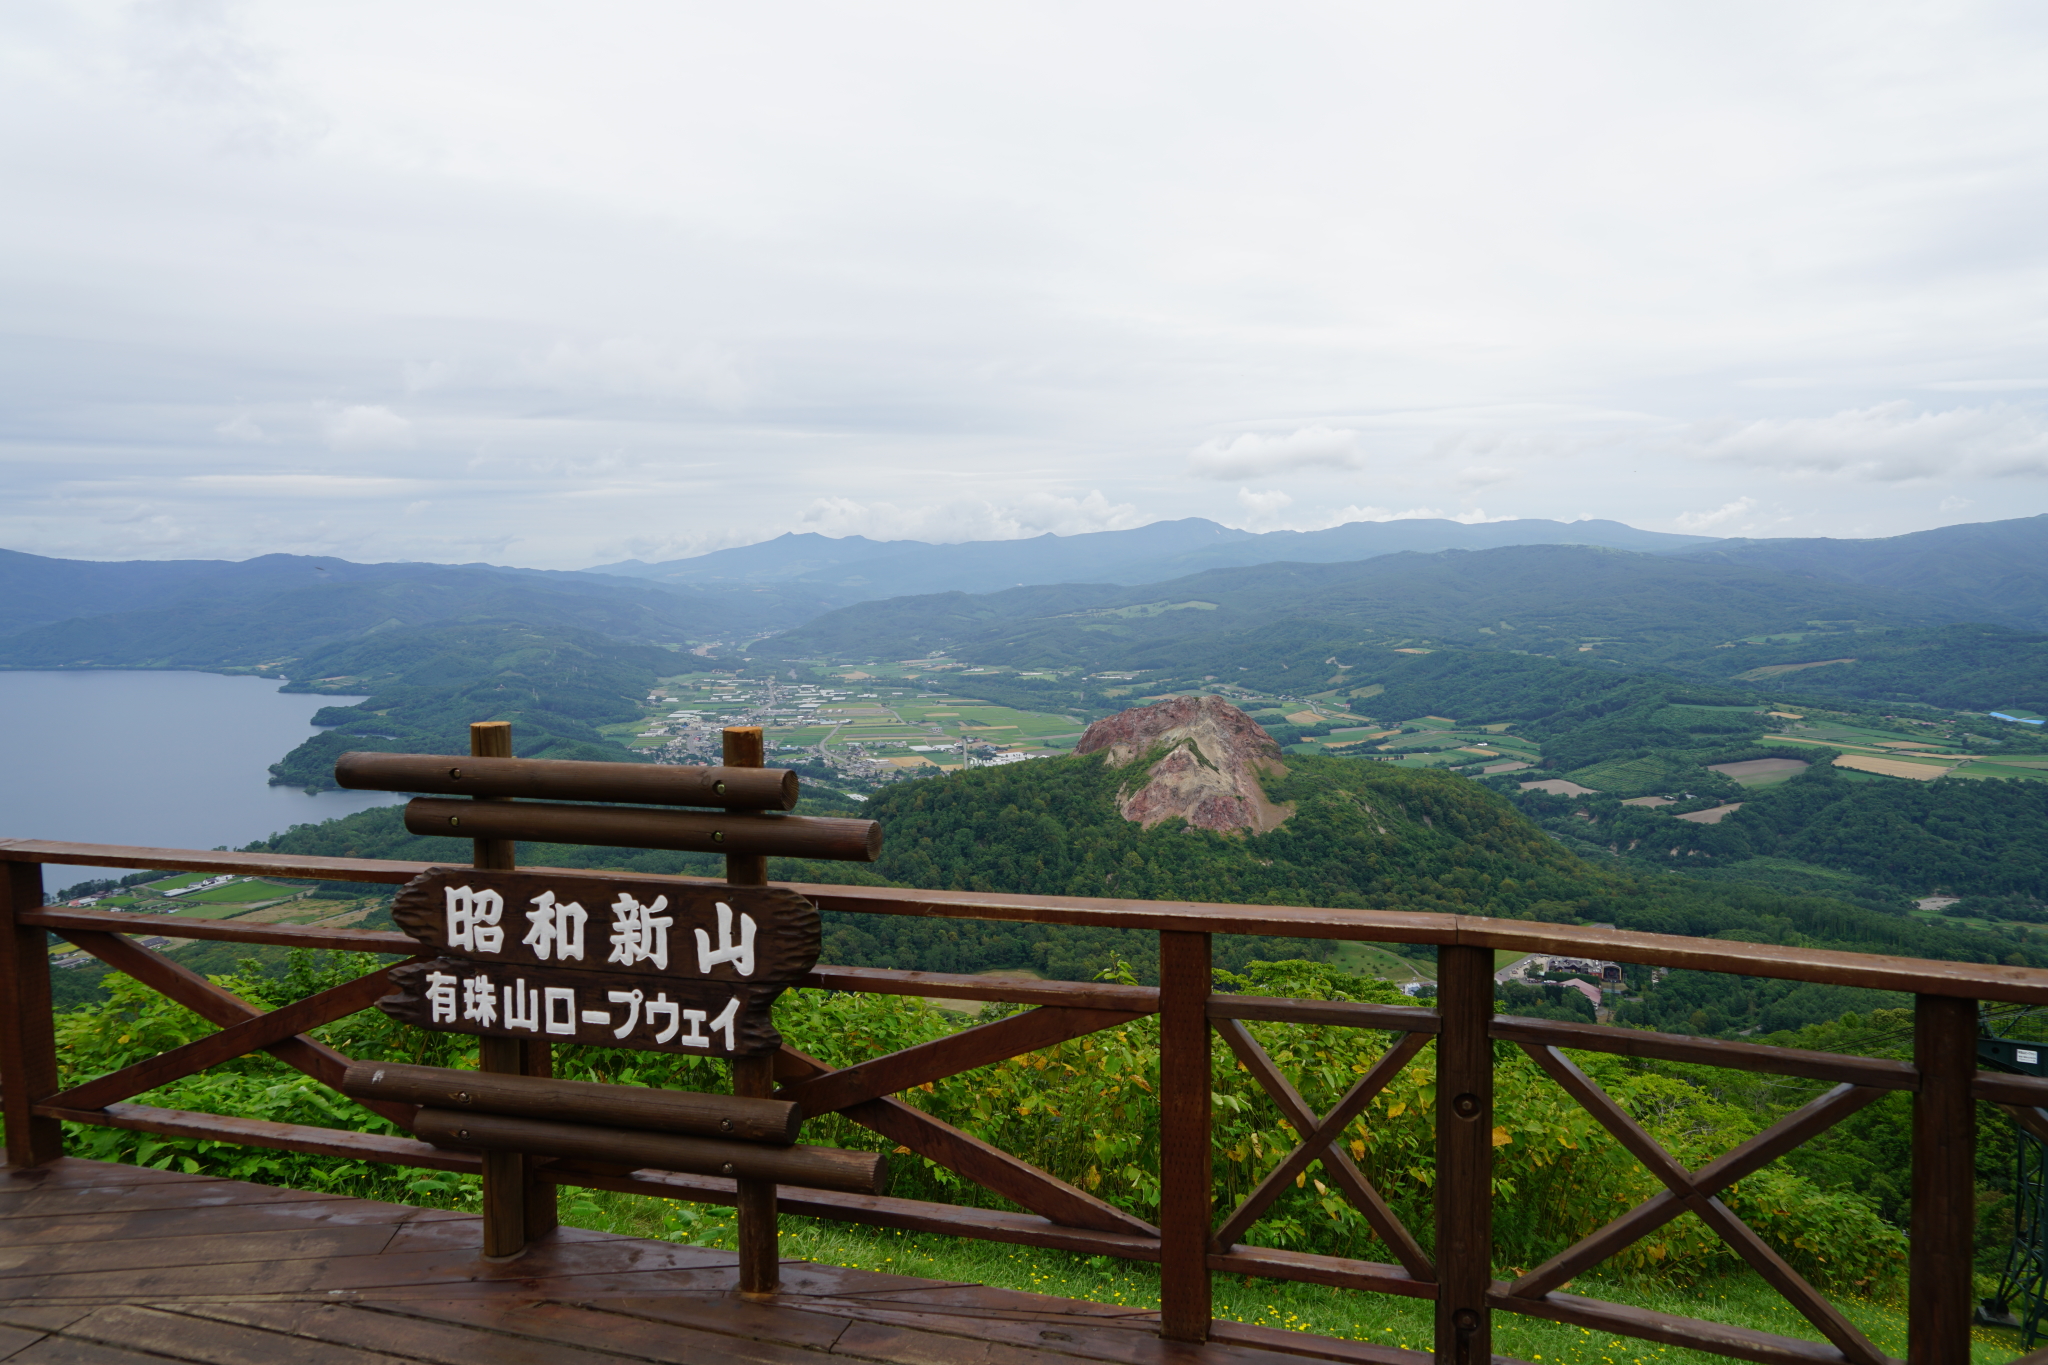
265;623;674;789
248;739;2044;1030
756;544;1946;673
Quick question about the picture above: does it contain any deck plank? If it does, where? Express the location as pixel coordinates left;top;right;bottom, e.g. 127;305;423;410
3;1339;177;1365
50;1305;405;1365
0;1201;445;1248
0;1326;47;1361
0;1182;350;1220
361;1298;854;1364
0;1224;402;1279
0;1160;1390;1365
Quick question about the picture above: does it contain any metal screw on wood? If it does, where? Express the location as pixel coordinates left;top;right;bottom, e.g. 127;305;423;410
448;768;462;779
1452;1093;1481;1119
721;1118;734;1132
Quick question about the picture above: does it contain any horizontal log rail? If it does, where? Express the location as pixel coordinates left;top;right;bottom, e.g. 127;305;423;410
8;836;2047;1000
0;838;2034;1365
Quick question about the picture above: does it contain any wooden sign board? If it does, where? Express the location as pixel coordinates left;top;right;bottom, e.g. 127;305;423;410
390;868;819;982
382;959;787;1056
380;867;821;1058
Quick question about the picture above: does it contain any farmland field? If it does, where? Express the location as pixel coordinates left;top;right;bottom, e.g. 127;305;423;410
1832;753;1953;780
1707;758;1810;785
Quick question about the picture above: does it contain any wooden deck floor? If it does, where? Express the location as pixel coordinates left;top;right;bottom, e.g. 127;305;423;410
0;1159;1408;1365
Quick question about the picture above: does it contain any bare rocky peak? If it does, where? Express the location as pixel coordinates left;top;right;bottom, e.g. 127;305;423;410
1075;695;1295;835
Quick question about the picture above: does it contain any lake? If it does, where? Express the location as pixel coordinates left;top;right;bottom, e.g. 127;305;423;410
0;671;405;894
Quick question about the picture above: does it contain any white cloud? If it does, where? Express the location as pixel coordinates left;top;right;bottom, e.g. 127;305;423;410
1233;487;1294;528
1455;465;1516;491
1189;427;1359;480
1316;505;1513;526
185;475;423;497
1674;496;1758;530
1684;403;2048;482
1939;495;1974;513
321;404;414;452
793;490;1146;545
521;338;751;408
9;6;2048;564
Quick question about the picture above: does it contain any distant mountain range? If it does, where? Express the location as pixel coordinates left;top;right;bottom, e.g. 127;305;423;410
0;549;839;664
587;516;1720;599
752;542;1957;671
6;514;2046;703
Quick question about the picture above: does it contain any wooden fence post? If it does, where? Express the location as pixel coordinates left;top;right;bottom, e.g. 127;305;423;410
725;726;779;1298
1159;929;1213;1342
469;720;556;1255
0;860;62;1170
1435;944;1494;1365
1909;993;1975;1365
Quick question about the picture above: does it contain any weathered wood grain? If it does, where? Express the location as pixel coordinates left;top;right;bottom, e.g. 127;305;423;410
405;798;883;863
1;861;61;1168
340;1061;802;1142
335;751;800;811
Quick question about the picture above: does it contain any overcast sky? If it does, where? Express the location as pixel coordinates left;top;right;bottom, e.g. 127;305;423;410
5;1;2048;569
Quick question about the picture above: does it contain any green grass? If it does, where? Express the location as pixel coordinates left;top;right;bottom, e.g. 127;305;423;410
1947;762;2048;783
1331;941;1435;983
555;1191;2027;1365
179;880;289;903
170;901;271;920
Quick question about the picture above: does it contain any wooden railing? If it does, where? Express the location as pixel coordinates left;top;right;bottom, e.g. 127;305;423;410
6;834;2047;1365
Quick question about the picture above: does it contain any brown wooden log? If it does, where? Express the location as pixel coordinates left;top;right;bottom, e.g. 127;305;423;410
724;724;777;1297
33;1101;482;1173
1998;1103;2048;1148
1491;1287;1859;1365
0;861;62;1167
336;751;799;811
1910;994;1975;1365
544;1163;1164;1260
24;906;420;955
1208;1245;1437;1300
1435;944;1493;1365
1492;1015;1919;1090
469;721;531;1259
0;838;436;884
1157;929;1213;1343
1208;995;1441;1033
468;721;517;875
475;1036;526;1258
413;1108;887;1195
801;964;1159;1013
1970;1071;2048;1107
340;1061;802;1142
10;834;2048;1007
405;798;882;862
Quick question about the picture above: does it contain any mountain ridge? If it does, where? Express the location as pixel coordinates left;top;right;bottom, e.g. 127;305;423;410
589;516;1721;599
